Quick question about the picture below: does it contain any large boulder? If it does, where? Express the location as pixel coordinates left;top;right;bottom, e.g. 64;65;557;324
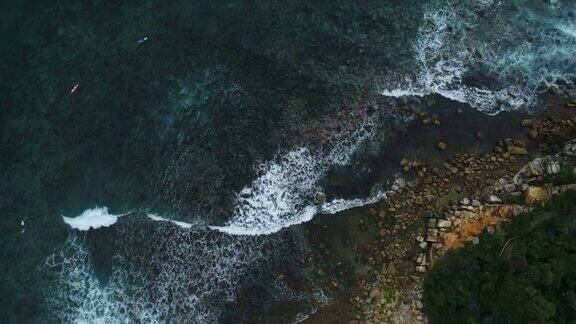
507;145;528;155
525;186;550;206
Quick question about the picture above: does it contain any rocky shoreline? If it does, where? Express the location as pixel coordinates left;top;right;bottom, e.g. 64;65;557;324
351;115;576;323
304;91;576;323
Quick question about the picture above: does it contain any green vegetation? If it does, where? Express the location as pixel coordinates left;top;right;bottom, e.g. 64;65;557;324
545;166;576;186
423;190;576;323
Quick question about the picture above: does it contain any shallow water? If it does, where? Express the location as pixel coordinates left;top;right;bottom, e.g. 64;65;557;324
0;0;575;322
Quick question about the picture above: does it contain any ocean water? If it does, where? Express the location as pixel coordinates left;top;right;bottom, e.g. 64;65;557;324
0;0;575;322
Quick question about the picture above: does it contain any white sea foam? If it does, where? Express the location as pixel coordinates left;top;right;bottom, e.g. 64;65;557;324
44;236;156;323
210;147;322;235
381;1;576;114
557;22;576;39
321;190;387;215
45;225;310;323
147;213;193;229
213;117;383;235
61;207;125;231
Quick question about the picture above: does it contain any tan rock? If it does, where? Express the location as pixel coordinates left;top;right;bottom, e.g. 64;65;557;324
507;145;528;155
437;141;447;150
388;262;397;274
437;219;452;228
521;119;533;127
525;186;551;206
444;163;458;173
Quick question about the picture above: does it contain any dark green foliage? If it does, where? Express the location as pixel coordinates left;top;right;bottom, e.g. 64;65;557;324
424;190;576;324
500;193;524;205
546;166;576;186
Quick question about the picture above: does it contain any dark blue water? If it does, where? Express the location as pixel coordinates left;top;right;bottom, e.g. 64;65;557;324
0;0;575;322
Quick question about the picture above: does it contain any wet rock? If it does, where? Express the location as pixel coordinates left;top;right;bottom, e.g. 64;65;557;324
525;186;550;206
437;141;447;150
422;116;432;125
521;119;533;127
513;140;526;147
444;163;458;173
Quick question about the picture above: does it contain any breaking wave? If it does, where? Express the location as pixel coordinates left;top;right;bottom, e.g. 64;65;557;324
212;116;385;235
61;207;127;231
381;0;576;114
147;213;194;229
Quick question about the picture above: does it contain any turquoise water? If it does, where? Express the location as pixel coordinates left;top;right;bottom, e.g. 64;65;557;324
0;0;575;322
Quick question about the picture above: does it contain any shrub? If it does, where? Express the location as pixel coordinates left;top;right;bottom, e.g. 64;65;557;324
423;190;576;323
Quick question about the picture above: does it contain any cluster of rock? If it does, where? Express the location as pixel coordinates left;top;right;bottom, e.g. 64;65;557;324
416;110;440;126
416;198;527;273
350;116;576;323
352;142;529;322
521;117;576;151
405;141;576;323
418;140;576;269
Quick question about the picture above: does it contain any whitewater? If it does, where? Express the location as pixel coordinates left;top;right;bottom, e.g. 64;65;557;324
381;0;576;114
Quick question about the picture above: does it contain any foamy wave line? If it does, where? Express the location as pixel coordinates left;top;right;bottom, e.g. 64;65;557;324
213;117;383;236
320;190;387;215
61;207;129;231
62;118;385;236
147;213;194;228
381;2;576;114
